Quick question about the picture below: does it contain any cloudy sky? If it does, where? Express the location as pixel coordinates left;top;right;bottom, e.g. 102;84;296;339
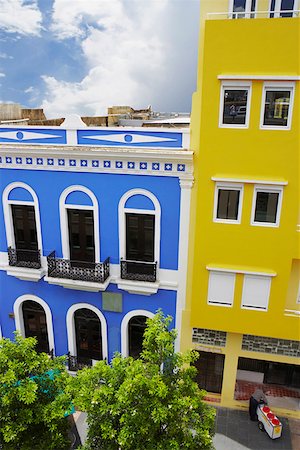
0;0;200;118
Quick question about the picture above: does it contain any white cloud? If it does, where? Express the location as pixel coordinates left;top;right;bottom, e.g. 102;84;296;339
0;0;42;36
0;52;13;59
41;0;171;117
42;0;199;118
0;72;6;77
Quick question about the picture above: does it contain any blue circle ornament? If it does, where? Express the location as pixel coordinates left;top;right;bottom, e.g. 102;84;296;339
124;134;133;143
16;131;24;140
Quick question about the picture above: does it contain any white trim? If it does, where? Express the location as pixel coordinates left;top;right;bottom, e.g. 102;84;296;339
13;294;55;355
2;182;43;253
206;266;277;277
213;182;244;224
218;75;300;81
250;184;283;227
121;310;154;357
118;188;161;266
219;81;252;129
0;325;2;339
59;185;100;262
174;179;193;351
212;177;288;186
260;82;295;130
241;275;271;311
66;303;108;360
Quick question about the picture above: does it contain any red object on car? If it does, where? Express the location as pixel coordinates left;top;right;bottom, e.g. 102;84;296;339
263;406;270;413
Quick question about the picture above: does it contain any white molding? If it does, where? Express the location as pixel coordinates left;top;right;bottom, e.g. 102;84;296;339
284;309;300;316
6;266;46;281
213;182;244;224
59;185;100;262
206;265;277;277
14;294;55;355
2;182;43;253
66;303;108;360
218;75;300;81
250;184;283;228
118;189;161;267
44;276;111;292
121;310;154;357
260;82;295;131
175;178;193;351
211;176;288;186
219;81;252;129
116;278;160;295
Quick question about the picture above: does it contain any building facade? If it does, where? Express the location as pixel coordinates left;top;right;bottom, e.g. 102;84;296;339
183;0;300;417
0;115;193;367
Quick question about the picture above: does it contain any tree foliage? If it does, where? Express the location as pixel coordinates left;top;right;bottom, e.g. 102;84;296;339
0;333;72;449
70;311;215;449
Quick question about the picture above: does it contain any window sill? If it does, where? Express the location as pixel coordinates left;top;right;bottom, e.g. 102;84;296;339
116;278;160;295
44;276;111;292
5;265;46;281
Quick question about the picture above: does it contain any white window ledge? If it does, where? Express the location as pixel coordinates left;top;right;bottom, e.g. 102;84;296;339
116;278;160;295
284;309;300;317
44;276;111;292
5;266;46;282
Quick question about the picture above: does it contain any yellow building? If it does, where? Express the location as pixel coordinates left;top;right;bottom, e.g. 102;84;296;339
183;0;300;418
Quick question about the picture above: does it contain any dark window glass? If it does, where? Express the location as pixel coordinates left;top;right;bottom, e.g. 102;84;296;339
232;0;256;18
270;0;276;17
254;192;279;223
222;89;248;125
126;213;154;262
74;308;102;361
217;189;240;220
263;90;291;127
193;351;225;394
128;316;148;359
11;205;38;250
67;209;95;263
280;0;295;17
22;300;49;353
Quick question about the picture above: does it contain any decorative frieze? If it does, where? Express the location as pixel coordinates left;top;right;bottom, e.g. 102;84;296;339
242;334;300;358
192;328;227;347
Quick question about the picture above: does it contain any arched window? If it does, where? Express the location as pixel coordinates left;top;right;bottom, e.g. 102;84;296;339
59;186;100;263
2;182;42;268
66;303;108;362
14;294;55;354
118;189;161;282
121;310;154;357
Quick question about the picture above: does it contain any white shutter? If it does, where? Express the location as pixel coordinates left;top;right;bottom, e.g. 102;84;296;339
207;271;235;306
242;275;271;310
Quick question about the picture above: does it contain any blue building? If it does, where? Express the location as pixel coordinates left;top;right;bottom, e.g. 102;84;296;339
0;115;193;368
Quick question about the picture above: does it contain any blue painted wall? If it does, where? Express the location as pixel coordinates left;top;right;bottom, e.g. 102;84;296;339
0;169;180;269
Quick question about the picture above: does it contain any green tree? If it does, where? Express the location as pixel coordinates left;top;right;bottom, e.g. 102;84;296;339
0;333;72;449
70;311;215;450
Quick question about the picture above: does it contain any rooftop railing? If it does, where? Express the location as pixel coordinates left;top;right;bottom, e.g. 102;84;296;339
207;10;300;20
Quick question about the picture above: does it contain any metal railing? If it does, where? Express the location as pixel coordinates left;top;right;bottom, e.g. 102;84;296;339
120;258;157;282
47;251;110;283
207;10;300;19
67;353;92;371
8;246;41;269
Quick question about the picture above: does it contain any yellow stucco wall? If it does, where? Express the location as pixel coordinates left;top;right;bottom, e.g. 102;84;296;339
184;13;300;345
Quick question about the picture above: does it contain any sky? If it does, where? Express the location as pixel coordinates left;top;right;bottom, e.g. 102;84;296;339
0;0;200;118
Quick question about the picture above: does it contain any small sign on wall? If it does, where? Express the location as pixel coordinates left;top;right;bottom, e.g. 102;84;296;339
102;292;123;313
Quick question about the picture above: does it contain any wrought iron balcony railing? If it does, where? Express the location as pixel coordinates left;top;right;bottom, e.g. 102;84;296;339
8;246;41;269
120;258;157;282
67;353;92;371
47;251;110;283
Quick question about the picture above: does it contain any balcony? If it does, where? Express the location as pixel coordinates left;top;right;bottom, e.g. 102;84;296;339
8;246;41;269
67;353;92;372
118;259;159;295
45;251;110;292
207;9;300;20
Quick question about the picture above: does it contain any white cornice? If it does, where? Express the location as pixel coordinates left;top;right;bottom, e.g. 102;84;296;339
218;75;300;81
211;176;288;186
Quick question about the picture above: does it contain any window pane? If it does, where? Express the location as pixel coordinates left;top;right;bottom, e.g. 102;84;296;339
223;90;248;125
281;0;294;17
217;189;240;220
263;90;290;127
254;192;279;223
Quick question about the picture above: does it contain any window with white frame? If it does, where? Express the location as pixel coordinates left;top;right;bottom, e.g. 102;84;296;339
251;185;283;227
207;271;235;307
261;82;294;129
214;183;243;223
219;82;251;128
241;275;271;310
270;0;298;18
230;0;257;18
